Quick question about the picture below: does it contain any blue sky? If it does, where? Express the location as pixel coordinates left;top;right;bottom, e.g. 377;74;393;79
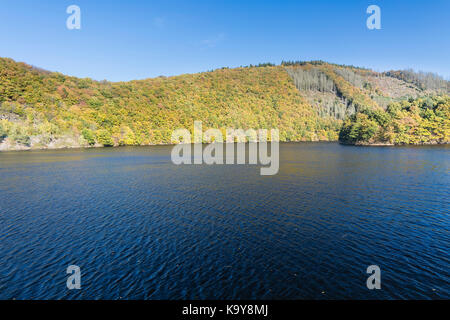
0;0;449;81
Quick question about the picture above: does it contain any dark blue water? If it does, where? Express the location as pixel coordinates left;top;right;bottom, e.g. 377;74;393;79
0;143;449;299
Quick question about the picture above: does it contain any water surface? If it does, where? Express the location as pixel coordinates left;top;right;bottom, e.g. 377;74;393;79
0;143;449;299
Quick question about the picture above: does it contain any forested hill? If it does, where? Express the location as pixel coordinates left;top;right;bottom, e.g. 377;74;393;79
0;57;448;150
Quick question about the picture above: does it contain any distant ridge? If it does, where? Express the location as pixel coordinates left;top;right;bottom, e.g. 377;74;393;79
0;57;448;150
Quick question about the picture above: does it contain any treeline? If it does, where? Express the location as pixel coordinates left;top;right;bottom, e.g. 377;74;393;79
208;63;276;73
384;69;449;93
244;63;276;68
281;60;371;71
339;95;450;145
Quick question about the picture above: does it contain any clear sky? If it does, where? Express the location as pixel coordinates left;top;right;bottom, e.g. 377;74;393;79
0;0;448;81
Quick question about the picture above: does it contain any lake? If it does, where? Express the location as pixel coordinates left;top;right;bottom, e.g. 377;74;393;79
0;142;449;299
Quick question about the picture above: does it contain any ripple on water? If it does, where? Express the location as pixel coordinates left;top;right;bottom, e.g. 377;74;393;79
0;143;449;299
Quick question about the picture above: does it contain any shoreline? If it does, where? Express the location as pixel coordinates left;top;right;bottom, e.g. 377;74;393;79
1;140;448;152
352;141;449;147
0;140;329;152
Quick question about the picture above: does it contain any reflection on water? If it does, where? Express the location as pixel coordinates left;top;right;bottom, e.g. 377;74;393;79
0;143;449;299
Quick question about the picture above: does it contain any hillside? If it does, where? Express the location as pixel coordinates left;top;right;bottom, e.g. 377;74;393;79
340;95;450;145
0;57;448;150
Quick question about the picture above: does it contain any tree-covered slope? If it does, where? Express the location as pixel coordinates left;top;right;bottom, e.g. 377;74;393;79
284;61;448;118
0;58;341;150
339;95;450;145
0;57;448;150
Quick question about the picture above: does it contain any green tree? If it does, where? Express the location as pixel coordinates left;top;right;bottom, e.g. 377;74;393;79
82;128;96;145
0;123;6;141
96;129;114;147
